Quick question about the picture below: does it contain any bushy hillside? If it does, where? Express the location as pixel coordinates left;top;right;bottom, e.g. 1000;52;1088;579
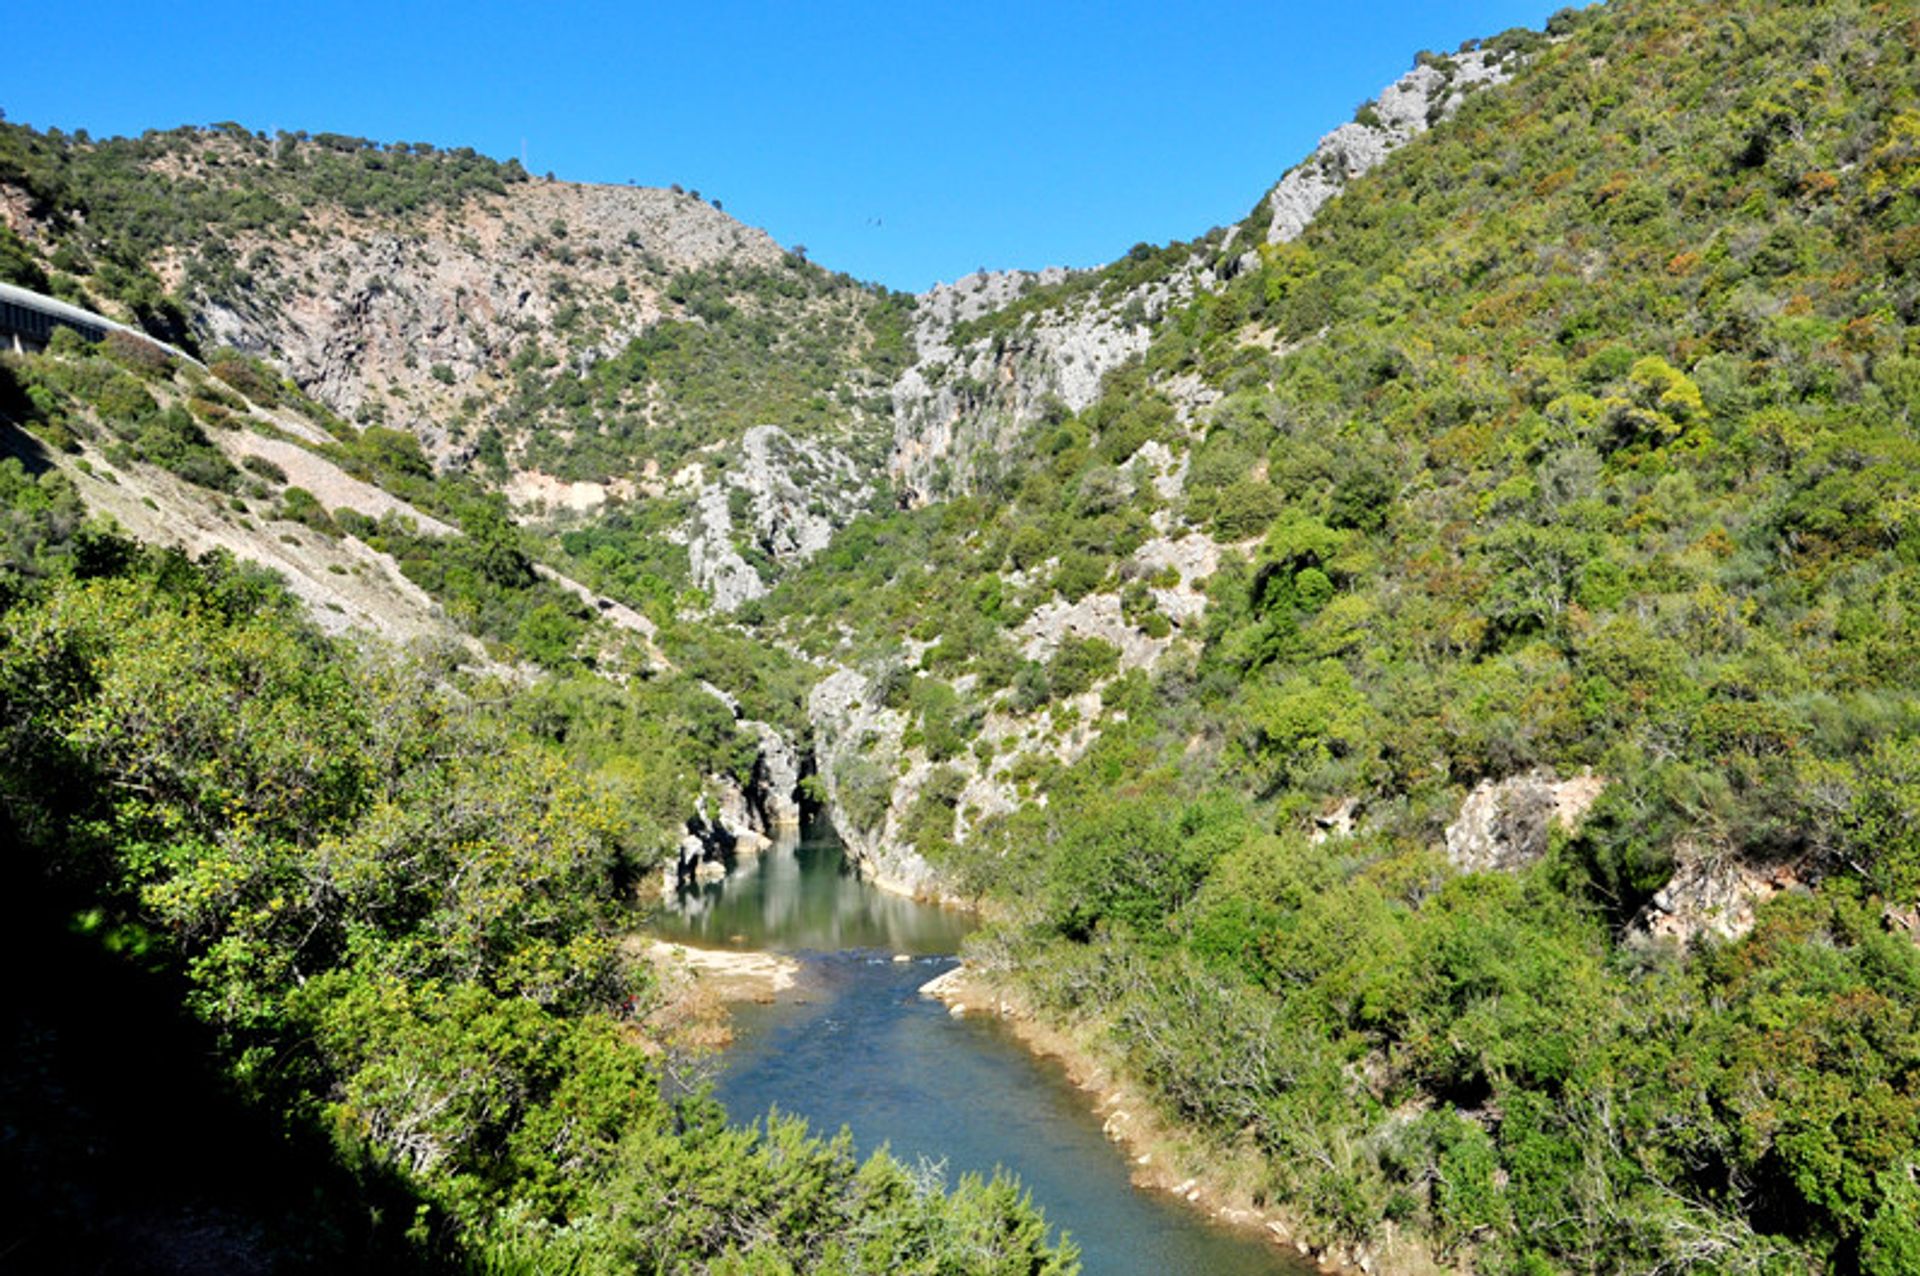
0;122;914;616
0;328;1072;1273
744;1;1920;1270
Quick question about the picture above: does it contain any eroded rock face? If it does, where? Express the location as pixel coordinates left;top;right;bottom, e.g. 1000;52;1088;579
1263;50;1513;245
683;480;768;612
1635;847;1801;946
1016;591;1171;673
665;694;806;887
1445;769;1607;874
679;424;871;611
887;270;1183;505
806;668;949;900
747;720;804;831
883;50;1523;508
195;179;784;462
1311;797;1362;845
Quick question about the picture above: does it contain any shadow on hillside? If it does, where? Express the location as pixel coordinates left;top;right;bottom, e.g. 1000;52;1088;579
0;362;55;477
0;818;457;1276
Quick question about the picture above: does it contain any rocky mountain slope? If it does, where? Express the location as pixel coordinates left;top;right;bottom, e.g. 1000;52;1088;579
0;34;1531;616
1;125;913;610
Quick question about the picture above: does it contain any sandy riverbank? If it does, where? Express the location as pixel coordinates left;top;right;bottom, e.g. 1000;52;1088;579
920;965;1449;1276
644;939;800;997
624;937;805;1051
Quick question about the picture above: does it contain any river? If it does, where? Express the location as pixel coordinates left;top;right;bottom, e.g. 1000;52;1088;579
653;820;1309;1275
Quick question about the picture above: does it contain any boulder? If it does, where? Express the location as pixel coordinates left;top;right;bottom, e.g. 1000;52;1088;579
1445;769;1607;873
1636;846;1800;945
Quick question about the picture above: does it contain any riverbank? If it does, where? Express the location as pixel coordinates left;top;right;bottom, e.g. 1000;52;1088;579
921;965;1450;1276
625;937;805;1050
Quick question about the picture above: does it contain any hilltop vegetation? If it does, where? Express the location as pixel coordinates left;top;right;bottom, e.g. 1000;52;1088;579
509;255;913;481
0;119;914;509
0;123;531;351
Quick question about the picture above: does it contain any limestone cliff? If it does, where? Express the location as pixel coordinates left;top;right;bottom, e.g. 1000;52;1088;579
676;424;873;611
886;267;1187;506
178;166;784;466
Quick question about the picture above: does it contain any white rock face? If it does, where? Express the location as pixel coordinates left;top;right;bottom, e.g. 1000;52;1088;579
747;719;805;830
668;715;806;884
710;778;770;855
887;267;1190;504
806;668;950;899
884;49;1522;507
680;424;870;611
803;536;1231;900
504;469;638;514
1635;847;1801;946
683;481;766;611
911;270;1068;346
1263;51;1512;245
1016;591;1169;673
1131;533;1220;626
1444;769;1607;874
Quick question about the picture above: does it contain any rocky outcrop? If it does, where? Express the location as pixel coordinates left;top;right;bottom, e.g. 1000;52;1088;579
1310;797;1362;845
194;176;783;462
1130;533;1219;625
887;270;1180;504
664;686;807;885
678;424;871;610
682;479;769;612
1635;846;1802;946
1444;769;1607;874
668;743;804;888
1015;590;1171;672
746;719;805;831
806;667;951;899
1261;49;1512;246
883;49;1522;508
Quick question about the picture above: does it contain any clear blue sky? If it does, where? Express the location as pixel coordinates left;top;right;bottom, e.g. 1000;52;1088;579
6;1;1568;293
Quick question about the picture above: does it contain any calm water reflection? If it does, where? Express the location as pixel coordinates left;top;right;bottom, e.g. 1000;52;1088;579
653;821;1306;1276
654;822;972;956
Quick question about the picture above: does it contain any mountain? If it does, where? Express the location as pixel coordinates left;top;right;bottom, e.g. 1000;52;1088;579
6;0;1920;1271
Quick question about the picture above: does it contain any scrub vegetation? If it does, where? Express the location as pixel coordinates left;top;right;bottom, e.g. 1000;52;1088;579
4;0;1920;1270
749;1;1920;1270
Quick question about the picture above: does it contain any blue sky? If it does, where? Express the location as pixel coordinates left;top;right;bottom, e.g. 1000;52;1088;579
6;1;1569;292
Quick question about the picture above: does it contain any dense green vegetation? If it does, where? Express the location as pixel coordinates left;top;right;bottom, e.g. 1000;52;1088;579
510;256;913;481
742;1;1920;1270
8;327;240;487
0;401;1067;1274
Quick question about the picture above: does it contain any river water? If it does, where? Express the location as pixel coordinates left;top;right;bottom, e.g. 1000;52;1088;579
653;822;1307;1275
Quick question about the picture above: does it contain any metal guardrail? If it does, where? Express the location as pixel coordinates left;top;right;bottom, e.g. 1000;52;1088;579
0;281;203;367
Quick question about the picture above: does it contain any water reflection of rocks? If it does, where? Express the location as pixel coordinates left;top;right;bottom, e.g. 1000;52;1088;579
658;822;973;957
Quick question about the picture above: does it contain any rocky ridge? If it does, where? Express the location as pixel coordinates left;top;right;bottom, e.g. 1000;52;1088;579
887;268;1184;505
881;44;1522;511
178;168;783;465
801;532;1223;900
1259;48;1514;246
